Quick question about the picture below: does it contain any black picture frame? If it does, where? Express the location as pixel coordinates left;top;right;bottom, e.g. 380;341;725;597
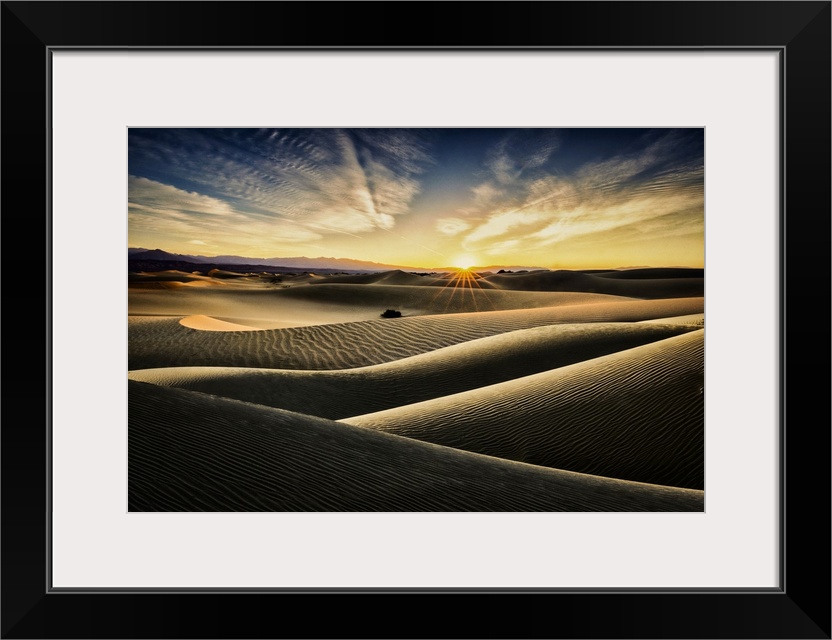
3;2;829;638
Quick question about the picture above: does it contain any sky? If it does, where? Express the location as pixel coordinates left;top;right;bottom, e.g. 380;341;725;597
128;128;704;269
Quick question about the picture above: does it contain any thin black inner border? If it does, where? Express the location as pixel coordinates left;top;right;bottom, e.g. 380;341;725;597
45;45;785;594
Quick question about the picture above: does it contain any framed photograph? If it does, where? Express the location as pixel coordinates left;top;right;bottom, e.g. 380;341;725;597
125;124;707;515
4;1;829;638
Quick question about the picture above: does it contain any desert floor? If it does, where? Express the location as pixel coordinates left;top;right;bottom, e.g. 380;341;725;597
128;267;705;512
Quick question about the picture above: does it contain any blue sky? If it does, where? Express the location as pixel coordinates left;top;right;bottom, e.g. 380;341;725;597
128;128;704;269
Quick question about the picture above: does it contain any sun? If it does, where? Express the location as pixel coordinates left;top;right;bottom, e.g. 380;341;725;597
453;254;477;271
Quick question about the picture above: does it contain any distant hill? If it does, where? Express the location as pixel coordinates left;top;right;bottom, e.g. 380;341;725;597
469;265;548;273
127;248;695;274
128;248;208;263
129;249;433;272
197;254;426;271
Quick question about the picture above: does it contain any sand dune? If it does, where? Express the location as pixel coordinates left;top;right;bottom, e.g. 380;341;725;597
127;269;705;510
128;270;232;289
129;286;385;328
129;269;703;326
130;267;702;299
313;270;435;286
129;270;209;283
128;322;700;418
640;313;705;326
206;268;251;279
130;281;549;327
179;315;267;332
128;380;704;512
593;267;704;279
480;270;703;298
244;282;628;315
315;270;503;290
129;297;704;371
344;330;704;490
311;268;703;298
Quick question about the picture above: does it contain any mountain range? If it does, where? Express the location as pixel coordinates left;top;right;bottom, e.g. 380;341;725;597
127;248;546;273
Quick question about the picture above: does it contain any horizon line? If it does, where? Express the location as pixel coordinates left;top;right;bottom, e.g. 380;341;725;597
127;247;700;272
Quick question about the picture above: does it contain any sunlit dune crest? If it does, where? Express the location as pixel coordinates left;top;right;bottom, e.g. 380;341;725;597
128;321;700;418
130;273;703;328
128;267;704;328
129;279;649;329
343;330;704;490
313;268;703;298
129;270;229;288
640;313;704;326
129;296;704;371
128;380;703;512
129;280;228;290
312;270;430;287
179;315;266;332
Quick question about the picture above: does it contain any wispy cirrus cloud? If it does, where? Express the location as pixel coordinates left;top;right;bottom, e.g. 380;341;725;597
127;176;242;221
464;209;551;245
128;176;322;251
435;217;472;236
456;130;704;257
128;128;435;255
486;129;561;184
127;128;703;267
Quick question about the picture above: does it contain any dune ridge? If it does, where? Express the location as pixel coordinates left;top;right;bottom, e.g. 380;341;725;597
179;315;267;331
311;270;437;287
310;268;704;298
593;267;704;279
129;296;704;371
131;281;635;320
128;380;704;512
344;330;705;490
478;270;703;298
128;322;700;419
640;313;704;326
